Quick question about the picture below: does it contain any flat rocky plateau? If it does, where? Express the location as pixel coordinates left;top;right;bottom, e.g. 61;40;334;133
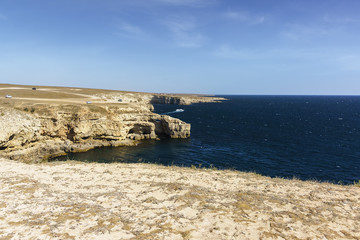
0;159;359;240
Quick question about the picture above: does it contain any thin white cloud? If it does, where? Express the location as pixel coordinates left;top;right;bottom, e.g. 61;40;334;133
224;11;265;24
112;0;216;9
224;11;248;21
214;45;255;59
323;15;360;24
165;19;205;48
281;32;300;41
152;0;216;7
115;21;147;39
255;16;265;24
281;24;329;41
213;45;327;61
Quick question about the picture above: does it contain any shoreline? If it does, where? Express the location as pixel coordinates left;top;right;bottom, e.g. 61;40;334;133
51;148;358;186
0;84;225;162
1;158;359;239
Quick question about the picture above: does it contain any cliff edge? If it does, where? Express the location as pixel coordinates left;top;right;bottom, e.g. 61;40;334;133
0;84;223;163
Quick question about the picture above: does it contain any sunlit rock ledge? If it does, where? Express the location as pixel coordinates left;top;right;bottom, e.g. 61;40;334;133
0;84;224;163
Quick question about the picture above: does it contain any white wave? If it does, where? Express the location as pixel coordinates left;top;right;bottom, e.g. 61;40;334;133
160;109;185;115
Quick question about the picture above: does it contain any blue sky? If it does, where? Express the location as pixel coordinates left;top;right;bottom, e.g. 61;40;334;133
1;0;360;94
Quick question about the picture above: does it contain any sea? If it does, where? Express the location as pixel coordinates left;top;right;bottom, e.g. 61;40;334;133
54;96;360;184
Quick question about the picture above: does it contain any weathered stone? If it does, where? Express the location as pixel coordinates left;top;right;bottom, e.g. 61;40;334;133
150;94;225;105
0;104;190;162
158;115;191;138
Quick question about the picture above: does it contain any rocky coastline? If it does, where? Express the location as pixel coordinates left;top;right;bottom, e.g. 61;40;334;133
1;84;359;239
0;84;224;163
150;94;224;105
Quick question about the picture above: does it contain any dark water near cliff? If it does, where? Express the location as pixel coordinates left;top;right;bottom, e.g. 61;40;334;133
54;96;360;184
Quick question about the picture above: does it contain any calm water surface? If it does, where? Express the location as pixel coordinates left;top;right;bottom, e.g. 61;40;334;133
54;96;360;184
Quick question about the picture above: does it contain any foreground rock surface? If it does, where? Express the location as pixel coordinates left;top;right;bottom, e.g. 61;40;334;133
0;159;359;240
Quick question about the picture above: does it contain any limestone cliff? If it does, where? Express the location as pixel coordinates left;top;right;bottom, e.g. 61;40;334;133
0;104;190;163
0;84;225;163
150;94;225;105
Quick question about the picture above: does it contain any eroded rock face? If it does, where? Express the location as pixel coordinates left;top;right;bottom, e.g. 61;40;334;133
150;95;225;105
157;115;191;138
151;95;184;105
0;104;190;162
0;107;41;149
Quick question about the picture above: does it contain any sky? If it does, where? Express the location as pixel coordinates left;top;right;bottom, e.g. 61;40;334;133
1;0;360;94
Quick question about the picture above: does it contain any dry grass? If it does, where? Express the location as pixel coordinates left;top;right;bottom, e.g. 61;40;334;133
354;180;360;187
0;83;222;108
0;89;84;99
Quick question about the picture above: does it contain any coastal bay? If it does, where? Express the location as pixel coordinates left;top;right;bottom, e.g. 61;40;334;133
1;84;359;239
2;0;360;238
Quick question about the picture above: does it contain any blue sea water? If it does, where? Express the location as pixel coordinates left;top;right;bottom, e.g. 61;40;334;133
54;96;360;184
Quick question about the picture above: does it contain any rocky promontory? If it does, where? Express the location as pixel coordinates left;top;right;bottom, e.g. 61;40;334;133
0;84;224;163
150;94;224;105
